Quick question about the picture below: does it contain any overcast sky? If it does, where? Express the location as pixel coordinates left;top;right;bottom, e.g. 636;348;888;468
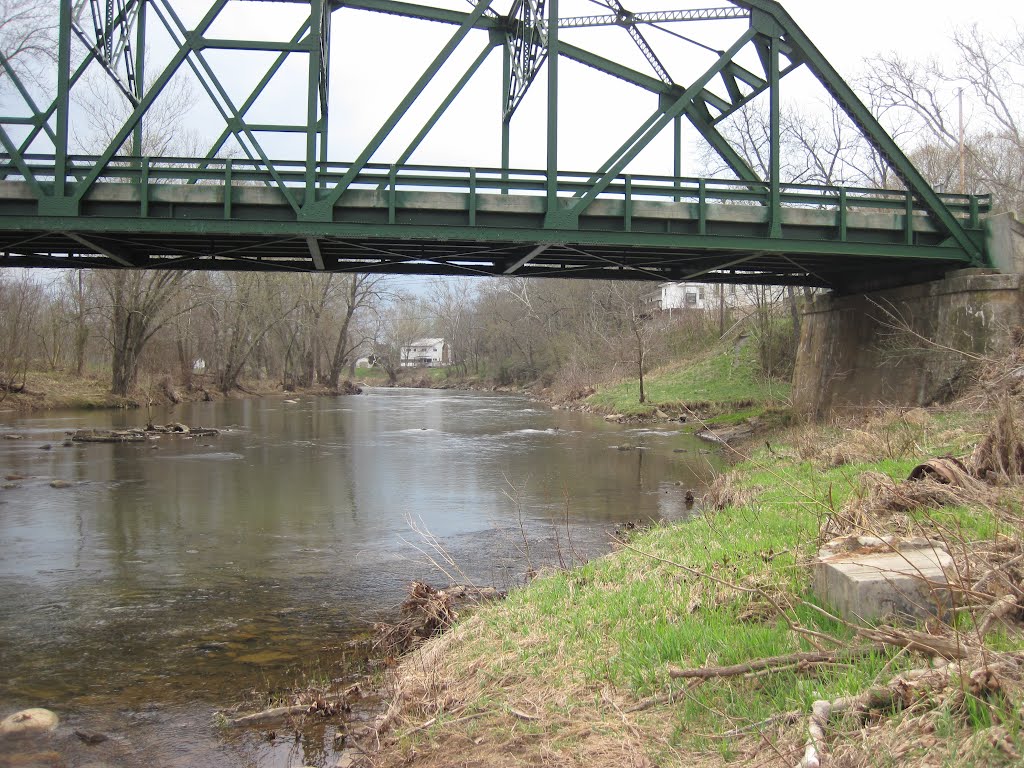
37;0;1014;180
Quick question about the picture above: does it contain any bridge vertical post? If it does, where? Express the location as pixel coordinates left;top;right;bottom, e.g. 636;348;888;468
319;5;331;191
140;156;149;218
673;116;682;202
768;33;781;239
388;167;397;225
698;178;707;235
624;175;632;232
54;0;72;201
224;158;232;220
905;194;914;245
838;187;847;241
305;0;324;208
545;0;559;217
133;0;147;156
501;42;510;195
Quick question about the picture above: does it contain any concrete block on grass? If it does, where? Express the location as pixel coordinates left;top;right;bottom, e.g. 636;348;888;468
813;541;954;623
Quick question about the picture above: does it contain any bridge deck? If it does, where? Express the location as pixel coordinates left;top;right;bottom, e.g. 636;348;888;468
0;158;990;290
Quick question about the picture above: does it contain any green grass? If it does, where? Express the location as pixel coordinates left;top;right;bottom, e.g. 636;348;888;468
398;408;1024;764
354;365;468;386
585;338;789;417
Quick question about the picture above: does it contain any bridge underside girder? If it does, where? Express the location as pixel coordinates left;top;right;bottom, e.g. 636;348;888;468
0;177;982;291
0;229;964;290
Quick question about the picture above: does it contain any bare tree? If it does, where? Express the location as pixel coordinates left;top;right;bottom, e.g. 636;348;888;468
372;296;431;384
0;271;43;399
864;25;1024;211
207;274;301;393
703;99;899;189
325;274;388;392
92;270;193;397
0;0;56;91
596;281;663;405
427;278;477;375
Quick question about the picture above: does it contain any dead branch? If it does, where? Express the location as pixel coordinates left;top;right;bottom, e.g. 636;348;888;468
977;594;1019;638
668;647;880;681
857;627;972;660
228;698;347;727
799;665;954;768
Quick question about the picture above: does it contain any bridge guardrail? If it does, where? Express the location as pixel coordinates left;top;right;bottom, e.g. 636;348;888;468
1;153;991;229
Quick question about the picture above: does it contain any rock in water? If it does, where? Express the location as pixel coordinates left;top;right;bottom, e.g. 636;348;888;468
0;708;59;738
74;729;109;745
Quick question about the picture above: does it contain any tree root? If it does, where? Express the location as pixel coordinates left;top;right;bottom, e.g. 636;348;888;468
798;665;954;768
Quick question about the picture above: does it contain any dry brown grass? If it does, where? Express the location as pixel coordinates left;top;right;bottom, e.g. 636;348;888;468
787;408;974;469
369;615;693;768
701;472;760;511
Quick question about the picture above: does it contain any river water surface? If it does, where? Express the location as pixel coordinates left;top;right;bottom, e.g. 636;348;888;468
0;388;720;767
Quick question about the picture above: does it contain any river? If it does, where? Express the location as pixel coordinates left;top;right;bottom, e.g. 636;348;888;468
0;388;720;767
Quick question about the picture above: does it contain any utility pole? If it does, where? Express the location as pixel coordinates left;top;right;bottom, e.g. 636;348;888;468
957;87;966;195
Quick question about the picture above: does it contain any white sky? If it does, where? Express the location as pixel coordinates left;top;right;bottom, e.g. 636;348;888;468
782;0;1019;78
20;0;1012;178
179;0;1021;175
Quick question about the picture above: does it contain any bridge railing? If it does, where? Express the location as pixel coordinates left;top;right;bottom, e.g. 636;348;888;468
2;153;991;228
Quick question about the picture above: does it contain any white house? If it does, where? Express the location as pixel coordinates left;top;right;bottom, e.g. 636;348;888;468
400;338;451;368
651;282;753;312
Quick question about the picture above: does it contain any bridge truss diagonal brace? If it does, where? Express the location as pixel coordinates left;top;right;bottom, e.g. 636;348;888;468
307;0;496;219
306;236;326;270
503;243;551;274
147;0;304;214
65;232;135;267
730;0;984;265
546;26;758;229
556;42;765;188
56;0;230;211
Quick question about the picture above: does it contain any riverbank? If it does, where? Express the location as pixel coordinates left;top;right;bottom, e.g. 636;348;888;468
361;402;1024;767
0;369;366;413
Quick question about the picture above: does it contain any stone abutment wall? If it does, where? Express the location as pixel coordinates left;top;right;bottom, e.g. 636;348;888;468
792;213;1024;416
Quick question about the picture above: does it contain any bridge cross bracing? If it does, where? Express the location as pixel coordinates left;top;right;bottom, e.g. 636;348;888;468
0;0;991;292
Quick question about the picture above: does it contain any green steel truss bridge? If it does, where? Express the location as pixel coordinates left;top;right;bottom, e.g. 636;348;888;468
0;0;992;291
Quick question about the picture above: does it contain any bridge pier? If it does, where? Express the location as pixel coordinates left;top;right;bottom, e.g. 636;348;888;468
792;213;1024;416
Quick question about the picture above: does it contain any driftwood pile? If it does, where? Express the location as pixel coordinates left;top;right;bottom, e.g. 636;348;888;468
374;581;505;656
70;423;220;443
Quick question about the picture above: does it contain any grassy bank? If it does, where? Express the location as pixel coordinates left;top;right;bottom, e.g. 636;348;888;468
0;368;329;414
371;406;1024;767
584;337;789;420
0;370;132;412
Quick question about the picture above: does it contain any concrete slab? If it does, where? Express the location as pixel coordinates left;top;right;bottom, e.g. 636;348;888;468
813;542;954;624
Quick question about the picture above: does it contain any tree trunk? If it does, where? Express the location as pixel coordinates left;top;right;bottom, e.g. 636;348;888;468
74;272;88;377
327;302;357;392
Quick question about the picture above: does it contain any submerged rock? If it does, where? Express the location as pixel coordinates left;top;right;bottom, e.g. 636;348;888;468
0;708;59;738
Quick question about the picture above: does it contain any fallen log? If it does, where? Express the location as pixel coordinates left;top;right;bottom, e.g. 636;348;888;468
71;429;146;443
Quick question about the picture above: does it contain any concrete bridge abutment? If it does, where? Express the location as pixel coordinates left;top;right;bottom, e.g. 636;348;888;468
792;213;1024;416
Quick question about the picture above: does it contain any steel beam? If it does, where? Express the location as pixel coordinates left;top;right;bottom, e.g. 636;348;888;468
65;232;134;266
306;236;326;270
504;243;551;274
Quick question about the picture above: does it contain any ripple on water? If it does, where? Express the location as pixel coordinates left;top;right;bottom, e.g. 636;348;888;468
163;452;244;460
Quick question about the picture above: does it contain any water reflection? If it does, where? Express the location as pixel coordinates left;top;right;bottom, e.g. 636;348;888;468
0;389;720;767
